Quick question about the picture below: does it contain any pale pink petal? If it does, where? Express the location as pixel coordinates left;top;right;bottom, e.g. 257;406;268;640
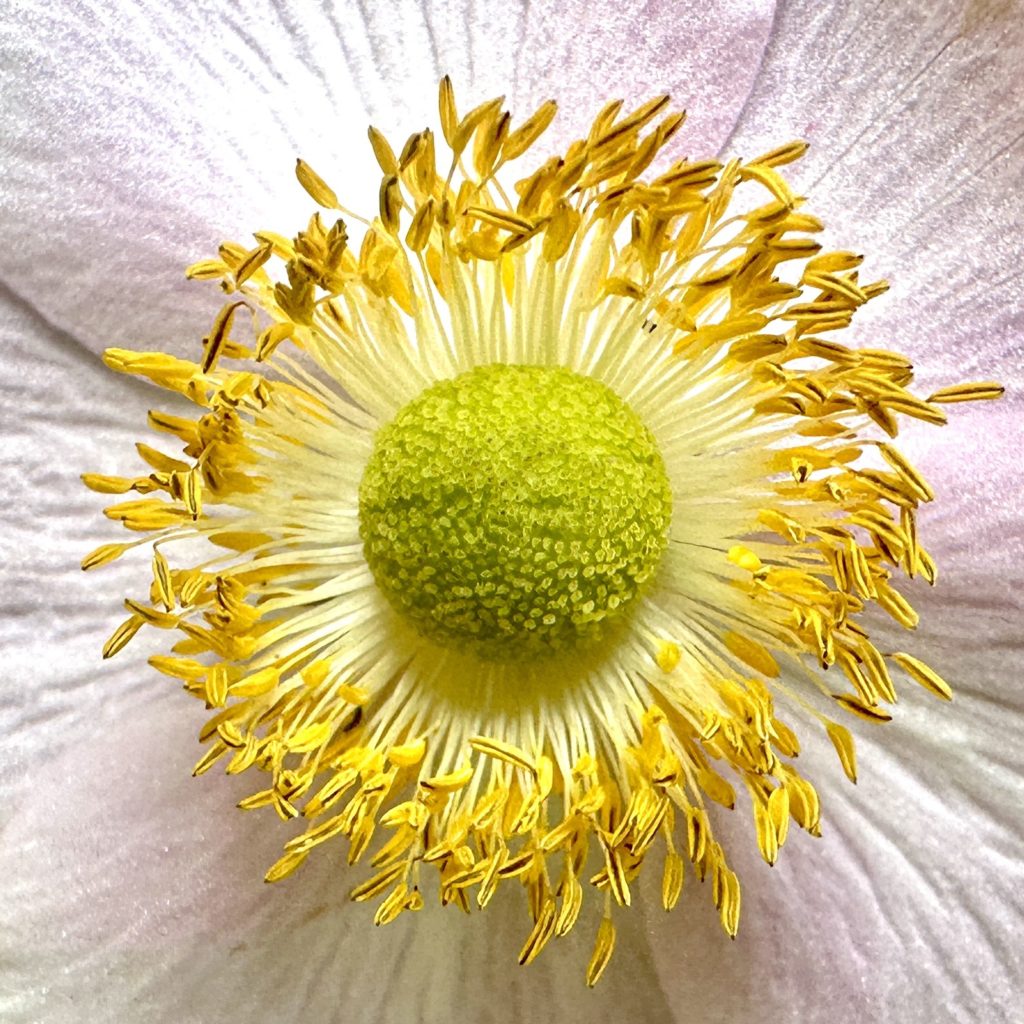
1;693;679;1022
0;0;775;358
0;286;164;800
0;290;681;1020
727;1;1024;391
647;2;1024;1018
643;587;1024;1023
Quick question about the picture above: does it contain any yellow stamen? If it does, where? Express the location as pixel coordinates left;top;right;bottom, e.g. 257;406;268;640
85;78;998;984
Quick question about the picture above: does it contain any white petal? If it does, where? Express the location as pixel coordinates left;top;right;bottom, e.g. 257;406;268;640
727;1;1024;391
0;697;676;1022
0;0;775;357
644;4;1024;1013
898;399;1024;582
643;580;1024;1021
0;295;678;1018
0;287;165;801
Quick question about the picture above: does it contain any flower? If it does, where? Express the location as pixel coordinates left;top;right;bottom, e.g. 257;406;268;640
2;2;1022;1021
82;72;1006;983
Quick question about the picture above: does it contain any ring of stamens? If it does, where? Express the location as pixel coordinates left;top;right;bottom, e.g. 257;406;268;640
84;77;1002;985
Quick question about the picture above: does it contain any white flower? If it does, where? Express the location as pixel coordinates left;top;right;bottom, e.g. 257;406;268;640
1;2;1022;1022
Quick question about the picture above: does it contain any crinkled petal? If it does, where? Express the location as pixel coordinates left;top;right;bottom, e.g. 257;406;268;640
727;0;1024;391
0;0;775;357
646;2;1024;1018
643;583;1024;1023
0;292;678;1020
898;401;1024;583
0;286;168;801
0;694;677;1023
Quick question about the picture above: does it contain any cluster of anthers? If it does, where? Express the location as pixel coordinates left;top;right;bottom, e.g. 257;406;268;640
85;79;1001;984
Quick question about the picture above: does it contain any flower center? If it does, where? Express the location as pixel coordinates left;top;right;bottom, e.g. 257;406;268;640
358;364;673;661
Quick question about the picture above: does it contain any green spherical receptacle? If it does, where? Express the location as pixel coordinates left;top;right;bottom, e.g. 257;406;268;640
359;364;672;661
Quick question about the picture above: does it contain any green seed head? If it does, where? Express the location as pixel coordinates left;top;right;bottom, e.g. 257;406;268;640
359;364;672;661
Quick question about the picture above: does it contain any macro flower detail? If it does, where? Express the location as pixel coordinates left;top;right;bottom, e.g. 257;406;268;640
84;78;1003;984
359;363;673;660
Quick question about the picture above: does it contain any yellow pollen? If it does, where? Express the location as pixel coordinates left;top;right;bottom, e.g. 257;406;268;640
84;77;1000;983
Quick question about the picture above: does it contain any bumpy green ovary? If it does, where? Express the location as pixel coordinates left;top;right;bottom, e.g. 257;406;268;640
358;364;672;661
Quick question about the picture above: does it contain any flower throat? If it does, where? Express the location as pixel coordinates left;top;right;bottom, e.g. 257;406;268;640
358;364;672;661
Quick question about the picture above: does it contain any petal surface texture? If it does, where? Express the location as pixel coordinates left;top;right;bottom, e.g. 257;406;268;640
0;0;774;357
645;2;1024;1021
